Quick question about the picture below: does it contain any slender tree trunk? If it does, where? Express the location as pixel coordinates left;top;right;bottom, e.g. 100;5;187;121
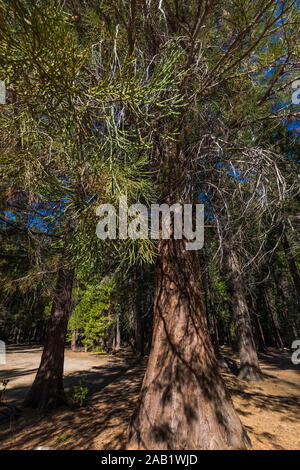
282;232;300;303
273;272;298;340
127;269;144;356
12;325;17;343
127;288;137;352
16;326;21;344
227;323;233;349
202;267;219;354
71;329;77;352
248;293;266;352
127;238;250;450
115;314;121;350
264;289;284;349
254;313;267;351
135;309;143;357
270;310;284;349
225;248;263;382
24;268;74;410
135;275;144;357
281;230;300;337
212;314;220;356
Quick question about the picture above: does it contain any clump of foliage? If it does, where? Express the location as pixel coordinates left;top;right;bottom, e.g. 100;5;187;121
68;378;88;408
56;432;69;445
67;278;118;352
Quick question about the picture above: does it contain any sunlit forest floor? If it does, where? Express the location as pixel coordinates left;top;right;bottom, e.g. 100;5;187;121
0;345;299;450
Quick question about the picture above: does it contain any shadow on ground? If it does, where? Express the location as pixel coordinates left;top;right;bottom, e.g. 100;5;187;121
0;350;147;450
0;346;299;450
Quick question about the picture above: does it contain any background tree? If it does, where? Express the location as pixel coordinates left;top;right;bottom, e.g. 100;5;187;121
0;0;182;409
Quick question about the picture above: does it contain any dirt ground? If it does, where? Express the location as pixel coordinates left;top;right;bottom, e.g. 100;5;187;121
0;344;299;450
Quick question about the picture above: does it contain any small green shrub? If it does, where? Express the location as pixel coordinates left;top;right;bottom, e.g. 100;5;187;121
92;345;107;355
56;432;68;444
68;378;88;407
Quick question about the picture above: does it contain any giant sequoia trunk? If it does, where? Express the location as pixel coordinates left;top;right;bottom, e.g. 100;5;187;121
127;238;250;450
24;268;74;410
225;248;263;382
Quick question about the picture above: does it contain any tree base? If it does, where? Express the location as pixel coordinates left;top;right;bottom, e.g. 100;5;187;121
24;381;68;411
238;365;264;382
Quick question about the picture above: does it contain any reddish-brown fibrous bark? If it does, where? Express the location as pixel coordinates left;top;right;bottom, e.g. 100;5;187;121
127;238;251;450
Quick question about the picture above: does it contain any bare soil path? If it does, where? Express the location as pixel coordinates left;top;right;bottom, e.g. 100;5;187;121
0;344;136;405
0;345;299;450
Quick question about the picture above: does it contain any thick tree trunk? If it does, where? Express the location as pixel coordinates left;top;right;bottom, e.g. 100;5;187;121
225;248;263;382
127;238;250;450
24;268;74;410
